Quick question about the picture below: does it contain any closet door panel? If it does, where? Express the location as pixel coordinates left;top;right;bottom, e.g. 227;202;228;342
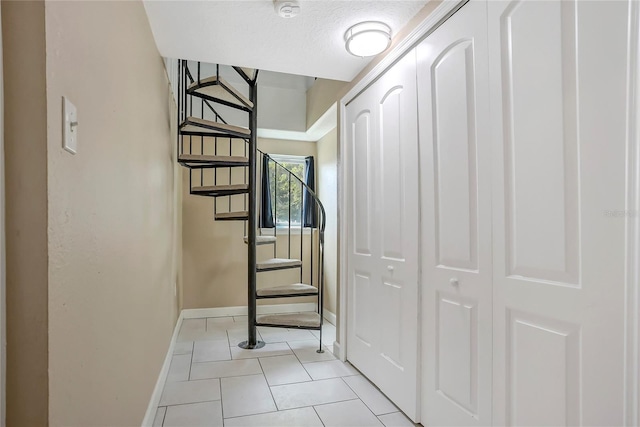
352;111;373;257
374;58;420;418
502;0;579;284
418;1;493;425
437;293;478;414
432;39;479;271
346;51;420;421
347;95;380;382
489;1;630;425
380;87;405;261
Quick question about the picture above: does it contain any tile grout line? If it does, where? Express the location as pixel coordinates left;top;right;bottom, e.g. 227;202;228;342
312;404;327;427
259;353;314;387
287;341;306;373
377;409;403;416
188;339;196;381
342;375;403;419
257;358;281;413
269;378;370;412
340;375;383;417
219;375;225;421
286;340;333;376
315;397;384;426
161;398;222;409
212;315;230;426
160;406;167;427
190;371;268;382
312;397;361;410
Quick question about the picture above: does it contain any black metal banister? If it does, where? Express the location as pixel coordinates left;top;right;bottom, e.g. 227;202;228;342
258;150;327;352
257;149;327;226
177;60;326;354
245;78;259;349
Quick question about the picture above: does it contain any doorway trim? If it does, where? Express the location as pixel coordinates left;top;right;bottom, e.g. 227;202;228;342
626;1;640;424
336;0;466;362
0;4;6;423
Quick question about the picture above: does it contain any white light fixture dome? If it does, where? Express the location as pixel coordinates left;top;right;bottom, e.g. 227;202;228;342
344;21;392;57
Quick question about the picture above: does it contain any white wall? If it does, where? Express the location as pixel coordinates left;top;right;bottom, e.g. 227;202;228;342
259;85;306;132
181;61;311;133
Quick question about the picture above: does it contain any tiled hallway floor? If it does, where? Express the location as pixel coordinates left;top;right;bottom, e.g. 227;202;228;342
152;315;416;426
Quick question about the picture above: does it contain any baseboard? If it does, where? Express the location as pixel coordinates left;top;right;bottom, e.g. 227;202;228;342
142;301;320;425
181;303;317;319
141;310;185;427
323;309;336;326
333;340;345;361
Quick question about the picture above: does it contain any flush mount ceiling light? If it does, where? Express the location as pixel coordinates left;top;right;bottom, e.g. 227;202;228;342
344;21;392;57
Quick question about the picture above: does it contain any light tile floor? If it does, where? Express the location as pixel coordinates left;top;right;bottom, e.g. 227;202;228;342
152;315;417;427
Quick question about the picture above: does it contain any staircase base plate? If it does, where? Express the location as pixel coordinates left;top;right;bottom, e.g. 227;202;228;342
237;340;266;350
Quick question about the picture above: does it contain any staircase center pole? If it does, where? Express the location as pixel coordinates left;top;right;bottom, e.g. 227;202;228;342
246;81;259;348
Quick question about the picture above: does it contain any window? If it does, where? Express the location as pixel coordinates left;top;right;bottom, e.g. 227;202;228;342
267;154;306;228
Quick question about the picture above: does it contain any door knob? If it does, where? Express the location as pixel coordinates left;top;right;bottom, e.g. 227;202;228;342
450;277;459;286
387;265;394;272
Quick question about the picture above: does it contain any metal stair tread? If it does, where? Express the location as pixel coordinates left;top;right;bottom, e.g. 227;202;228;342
256;258;302;271
187;76;253;110
244;235;277;245
180;117;251;138
178;154;249;167
191;184;249;196
257;283;318;297
256;312;321;329
240;67;257;81
215;211;248;221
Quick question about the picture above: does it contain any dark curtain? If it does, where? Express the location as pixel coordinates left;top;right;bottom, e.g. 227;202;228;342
302;156;318;228
260;155;275;228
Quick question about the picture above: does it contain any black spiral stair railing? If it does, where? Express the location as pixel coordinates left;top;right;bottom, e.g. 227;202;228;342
176;60;326;352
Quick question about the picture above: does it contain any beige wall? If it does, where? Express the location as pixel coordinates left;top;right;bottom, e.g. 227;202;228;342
3;2;49;425
259;138;317;158
4;1;180;425
0;4;6;423
45;2;180;425
317;128;338;316
182;137;318;309
306;79;347;128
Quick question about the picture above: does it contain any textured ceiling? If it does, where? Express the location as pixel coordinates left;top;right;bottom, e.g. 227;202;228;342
143;0;428;81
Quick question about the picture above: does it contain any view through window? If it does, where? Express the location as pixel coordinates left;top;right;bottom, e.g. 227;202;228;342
268;155;306;227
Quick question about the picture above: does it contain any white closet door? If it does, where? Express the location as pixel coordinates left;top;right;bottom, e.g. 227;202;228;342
489;1;630;425
345;51;420;421
417;1;493;425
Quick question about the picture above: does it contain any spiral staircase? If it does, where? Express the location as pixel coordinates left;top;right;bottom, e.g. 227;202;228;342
176;61;326;352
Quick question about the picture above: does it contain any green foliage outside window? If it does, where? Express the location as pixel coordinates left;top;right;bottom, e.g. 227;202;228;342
268;160;305;227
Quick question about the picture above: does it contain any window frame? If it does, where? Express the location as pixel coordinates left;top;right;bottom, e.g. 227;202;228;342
261;153;308;233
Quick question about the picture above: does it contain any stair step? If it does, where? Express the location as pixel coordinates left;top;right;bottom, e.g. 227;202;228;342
244;235;277;245
256;312;321;329
215;211;248;221
191;184;249;197
257;283;318;298
256;258;302;271
187;76;253;111
178;154;249;168
180;117;251;139
235;67;257;82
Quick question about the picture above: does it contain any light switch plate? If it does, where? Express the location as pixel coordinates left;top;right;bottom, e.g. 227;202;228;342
63;96;78;154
